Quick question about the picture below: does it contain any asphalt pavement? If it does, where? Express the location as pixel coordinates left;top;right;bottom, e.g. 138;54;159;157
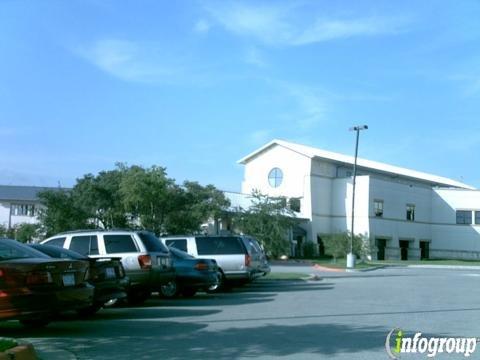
3;265;480;359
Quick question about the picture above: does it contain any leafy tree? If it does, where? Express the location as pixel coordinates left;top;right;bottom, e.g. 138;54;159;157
234;191;299;258
37;189;91;237
165;181;230;234
119;165;177;234
0;224;15;239
322;231;370;262
12;223;40;243
74;168;128;229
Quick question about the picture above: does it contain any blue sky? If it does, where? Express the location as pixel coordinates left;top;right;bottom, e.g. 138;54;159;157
1;0;480;191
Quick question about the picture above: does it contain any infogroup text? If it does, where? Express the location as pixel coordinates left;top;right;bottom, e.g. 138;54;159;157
385;329;478;358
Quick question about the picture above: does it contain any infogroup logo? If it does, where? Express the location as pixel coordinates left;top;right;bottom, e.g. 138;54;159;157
385;328;478;359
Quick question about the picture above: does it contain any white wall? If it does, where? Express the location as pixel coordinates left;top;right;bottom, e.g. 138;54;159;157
241;144;312;220
0;201;41;229
329;176;370;235
0;202;10;228
430;189;480;256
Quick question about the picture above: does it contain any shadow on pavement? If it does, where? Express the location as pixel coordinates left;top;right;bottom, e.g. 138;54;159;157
9;322;402;359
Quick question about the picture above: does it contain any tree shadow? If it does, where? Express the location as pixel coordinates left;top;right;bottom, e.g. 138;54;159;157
10;322;405;359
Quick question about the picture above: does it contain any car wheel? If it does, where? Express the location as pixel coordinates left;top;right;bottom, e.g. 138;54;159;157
76;304;102;317
20;318;50;328
160;280;179;298
206;271;224;293
127;289;151;305
181;287;197;297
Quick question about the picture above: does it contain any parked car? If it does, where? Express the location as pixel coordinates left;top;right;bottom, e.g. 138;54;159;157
0;238;94;327
41;230;174;304
160;235;270;288
160;247;220;298
30;243;129;315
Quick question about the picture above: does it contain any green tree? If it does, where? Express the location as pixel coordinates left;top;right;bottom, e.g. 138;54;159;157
322;231;370;262
37;189;91;236
119;165;177;234
0;224;15;239
234;191;298;258
165;181;230;234
12;223;40;243
74;167;128;229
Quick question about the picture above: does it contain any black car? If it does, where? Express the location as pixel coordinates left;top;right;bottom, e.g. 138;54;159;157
30;243;129;315
0;238;94;327
160;247;220;298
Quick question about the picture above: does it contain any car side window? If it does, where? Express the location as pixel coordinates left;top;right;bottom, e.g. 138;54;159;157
165;239;188;252
104;235;138;254
44;237;66;247
70;235;99;256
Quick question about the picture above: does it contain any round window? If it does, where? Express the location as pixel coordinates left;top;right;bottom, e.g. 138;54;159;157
268;168;283;188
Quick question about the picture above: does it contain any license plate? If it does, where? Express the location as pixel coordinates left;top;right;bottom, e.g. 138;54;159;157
62;273;75;287
157;257;169;266
105;267;116;279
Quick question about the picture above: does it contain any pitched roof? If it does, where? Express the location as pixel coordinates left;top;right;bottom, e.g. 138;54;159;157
0;185;61;202
238;139;475;190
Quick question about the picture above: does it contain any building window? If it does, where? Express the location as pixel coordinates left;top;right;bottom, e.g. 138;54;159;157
268;168;283;188
476;211;480;225
289;198;301;212
456;210;473;225
406;204;415;221
374;200;384;217
11;204;36;217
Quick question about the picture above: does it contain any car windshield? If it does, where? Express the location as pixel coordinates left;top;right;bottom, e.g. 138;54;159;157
30;244;87;260
0;239;50;260
168;246;194;259
138;232;169;253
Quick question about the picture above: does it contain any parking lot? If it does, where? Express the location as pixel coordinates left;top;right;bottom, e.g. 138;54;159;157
2;266;480;359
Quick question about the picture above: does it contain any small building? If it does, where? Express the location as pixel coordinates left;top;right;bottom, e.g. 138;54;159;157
0;185;55;229
238;139;480;260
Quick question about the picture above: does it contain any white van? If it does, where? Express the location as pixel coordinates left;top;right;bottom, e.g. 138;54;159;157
160;235;270;287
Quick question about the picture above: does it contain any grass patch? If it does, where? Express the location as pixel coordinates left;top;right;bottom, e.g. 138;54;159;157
0;338;17;352
264;272;308;280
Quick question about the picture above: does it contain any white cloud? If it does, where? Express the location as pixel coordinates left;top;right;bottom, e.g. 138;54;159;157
204;2;409;46
283;84;328;129
245;47;267;67
194;19;211;33
248;129;272;146
293;17;407;45
75;39;180;83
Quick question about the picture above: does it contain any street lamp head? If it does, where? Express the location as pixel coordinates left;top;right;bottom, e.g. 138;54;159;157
349;125;368;131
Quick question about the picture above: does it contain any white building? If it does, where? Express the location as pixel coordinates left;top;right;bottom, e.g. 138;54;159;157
0;185;51;230
237;139;480;260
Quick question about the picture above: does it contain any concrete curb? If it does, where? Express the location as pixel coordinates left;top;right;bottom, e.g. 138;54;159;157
35;347;77;360
407;264;480;270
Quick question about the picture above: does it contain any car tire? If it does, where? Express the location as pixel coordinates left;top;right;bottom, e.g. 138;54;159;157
76;304;102;317
127;289;151;305
160;280;179;298
181;287;197;297
20;318;50;328
206;271;225;293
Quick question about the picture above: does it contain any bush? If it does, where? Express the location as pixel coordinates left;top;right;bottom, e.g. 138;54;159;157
302;242;317;259
321;231;370;261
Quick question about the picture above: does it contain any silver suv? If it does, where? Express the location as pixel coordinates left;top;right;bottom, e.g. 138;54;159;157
160;235;270;287
42;230;174;304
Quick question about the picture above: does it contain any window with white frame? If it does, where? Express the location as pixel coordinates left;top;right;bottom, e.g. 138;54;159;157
11;203;36;217
374;200;384;217
406;204;415;221
457;210;473;225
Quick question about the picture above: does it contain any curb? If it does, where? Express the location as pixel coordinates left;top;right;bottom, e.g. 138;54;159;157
407;265;480;270
0;343;36;360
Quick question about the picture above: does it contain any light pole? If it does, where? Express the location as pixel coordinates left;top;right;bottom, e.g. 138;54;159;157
347;125;368;269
